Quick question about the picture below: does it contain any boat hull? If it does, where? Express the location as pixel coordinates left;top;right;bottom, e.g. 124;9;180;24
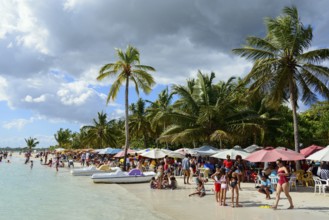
91;171;155;183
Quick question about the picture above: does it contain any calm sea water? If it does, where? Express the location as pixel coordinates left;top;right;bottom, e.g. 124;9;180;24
0;157;171;220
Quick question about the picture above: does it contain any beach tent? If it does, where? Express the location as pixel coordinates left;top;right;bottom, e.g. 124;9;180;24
211;147;250;159
300;145;324;157
98;148;121;155
245;147;305;162
306;145;329;162
244;144;263;153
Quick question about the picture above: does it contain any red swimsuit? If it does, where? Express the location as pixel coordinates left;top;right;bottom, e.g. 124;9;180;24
278;170;288;185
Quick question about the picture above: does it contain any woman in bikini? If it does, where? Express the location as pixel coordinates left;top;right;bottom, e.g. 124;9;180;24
229;167;242;208
272;158;294;210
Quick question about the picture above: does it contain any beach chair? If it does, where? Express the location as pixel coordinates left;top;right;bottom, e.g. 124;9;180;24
313;176;328;195
269;175;278;189
289;175;297;191
302;171;314;187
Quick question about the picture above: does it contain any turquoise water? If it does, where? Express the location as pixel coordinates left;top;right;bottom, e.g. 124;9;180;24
0;157;171;220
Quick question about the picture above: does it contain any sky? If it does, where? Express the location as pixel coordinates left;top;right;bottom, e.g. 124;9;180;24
0;0;329;148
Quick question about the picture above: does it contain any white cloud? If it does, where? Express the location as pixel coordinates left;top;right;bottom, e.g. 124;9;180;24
3;118;32;130
0;76;8;101
24;94;46;103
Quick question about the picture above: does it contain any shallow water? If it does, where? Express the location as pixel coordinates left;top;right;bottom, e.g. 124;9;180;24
0;157;171;220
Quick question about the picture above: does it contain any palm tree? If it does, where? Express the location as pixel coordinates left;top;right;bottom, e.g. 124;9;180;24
129;98;153;148
81;112;120;148
54;128;72;149
97;45;155;170
233;6;329;158
25;137;39;152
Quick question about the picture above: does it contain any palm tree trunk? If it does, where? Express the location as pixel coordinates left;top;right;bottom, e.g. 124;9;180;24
123;77;130;171
289;86;301;170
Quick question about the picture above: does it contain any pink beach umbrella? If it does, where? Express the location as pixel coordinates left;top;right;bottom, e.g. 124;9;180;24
113;149;136;158
300;145;324;157
244;147;305;162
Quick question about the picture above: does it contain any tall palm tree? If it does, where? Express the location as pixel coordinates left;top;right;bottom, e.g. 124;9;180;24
97;45;155;170
81;112;120;148
25;137;39;152
233;6;329;157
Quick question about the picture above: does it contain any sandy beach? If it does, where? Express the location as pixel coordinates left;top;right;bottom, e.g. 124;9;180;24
13;153;329;219
122;177;329;219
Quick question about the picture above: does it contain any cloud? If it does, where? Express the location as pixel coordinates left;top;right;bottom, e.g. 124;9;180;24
3;118;32;130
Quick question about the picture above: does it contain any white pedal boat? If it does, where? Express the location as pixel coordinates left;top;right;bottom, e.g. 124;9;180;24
91;168;156;183
71;165;120;176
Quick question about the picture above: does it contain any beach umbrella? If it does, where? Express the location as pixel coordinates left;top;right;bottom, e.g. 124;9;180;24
194;145;219;151
300;145;324;157
244;144;263;153
276;146;294;151
306;145;329;162
136;148;152;154
197;149;220;156
211;148;250;159
98;148;121;155
244;147;305;162
162;150;185;159
54;148;65;152
140;148;168;159
113;149;136;158
174;148;198;156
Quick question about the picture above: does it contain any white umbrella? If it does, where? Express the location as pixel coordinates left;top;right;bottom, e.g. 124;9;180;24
244;144;263;153
55;148;65;152
174;148;198;156
196;149;220;156
211;148;250;159
306;145;329;162
141;149;168;159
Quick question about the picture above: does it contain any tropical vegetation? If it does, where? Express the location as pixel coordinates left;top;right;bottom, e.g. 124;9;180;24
48;6;329;157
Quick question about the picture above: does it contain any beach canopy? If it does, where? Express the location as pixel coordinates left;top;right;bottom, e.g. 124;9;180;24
244;147;305;162
98;148;121;155
211;147;250;159
306;145;329;162
113;149;136;158
300;145;324;157
54;148;65;152
244;144;263;153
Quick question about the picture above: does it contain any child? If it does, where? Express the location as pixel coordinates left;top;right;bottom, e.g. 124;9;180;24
258;175;273;199
150;177;157;189
219;168;228;206
169;175;177;190
229;167;242;207
30;160;33;169
189;181;206;197
211;167;222;203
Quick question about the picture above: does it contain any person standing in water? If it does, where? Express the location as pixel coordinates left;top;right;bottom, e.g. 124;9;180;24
30;160;33;169
272;158;294;210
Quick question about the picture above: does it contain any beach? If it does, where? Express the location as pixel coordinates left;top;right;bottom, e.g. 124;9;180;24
3;153;329;220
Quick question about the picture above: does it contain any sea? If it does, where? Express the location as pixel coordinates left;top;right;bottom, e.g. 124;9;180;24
0;156;171;220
